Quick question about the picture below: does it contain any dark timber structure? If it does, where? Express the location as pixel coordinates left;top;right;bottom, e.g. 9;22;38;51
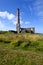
16;8;35;33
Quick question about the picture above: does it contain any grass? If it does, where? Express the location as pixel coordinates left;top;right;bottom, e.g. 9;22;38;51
0;31;43;65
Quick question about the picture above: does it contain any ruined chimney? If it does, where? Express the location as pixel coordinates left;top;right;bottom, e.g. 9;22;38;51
16;8;20;33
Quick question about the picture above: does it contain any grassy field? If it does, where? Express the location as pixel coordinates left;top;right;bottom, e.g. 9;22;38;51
0;31;43;65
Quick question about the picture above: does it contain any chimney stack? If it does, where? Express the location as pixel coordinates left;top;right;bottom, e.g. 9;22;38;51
16;8;20;33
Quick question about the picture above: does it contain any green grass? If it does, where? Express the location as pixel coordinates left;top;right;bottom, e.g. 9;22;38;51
0;31;43;65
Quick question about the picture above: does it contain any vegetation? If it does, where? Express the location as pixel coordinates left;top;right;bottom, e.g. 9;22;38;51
0;31;43;65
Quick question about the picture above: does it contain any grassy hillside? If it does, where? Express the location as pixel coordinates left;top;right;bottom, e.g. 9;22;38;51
0;31;43;65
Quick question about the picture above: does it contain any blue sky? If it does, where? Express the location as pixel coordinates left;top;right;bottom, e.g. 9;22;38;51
0;0;43;33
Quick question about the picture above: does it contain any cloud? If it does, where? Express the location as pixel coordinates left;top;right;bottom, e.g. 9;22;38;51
0;11;17;30
0;11;15;20
0;11;17;26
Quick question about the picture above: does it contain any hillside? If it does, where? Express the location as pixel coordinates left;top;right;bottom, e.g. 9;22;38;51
0;31;43;65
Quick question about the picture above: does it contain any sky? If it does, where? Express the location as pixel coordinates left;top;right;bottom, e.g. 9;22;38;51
0;0;43;33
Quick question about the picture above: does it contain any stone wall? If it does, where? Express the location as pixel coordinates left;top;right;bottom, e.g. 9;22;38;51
20;27;35;33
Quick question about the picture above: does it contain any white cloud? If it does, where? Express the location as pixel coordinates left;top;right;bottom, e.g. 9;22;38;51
0;11;24;25
0;11;17;26
0;11;15;20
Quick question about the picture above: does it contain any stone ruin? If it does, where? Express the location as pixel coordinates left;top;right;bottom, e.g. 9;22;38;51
16;8;35;33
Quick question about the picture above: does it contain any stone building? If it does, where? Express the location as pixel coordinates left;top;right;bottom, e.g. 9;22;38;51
16;8;35;33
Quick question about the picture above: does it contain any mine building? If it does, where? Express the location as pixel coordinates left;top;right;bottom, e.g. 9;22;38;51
16;8;35;33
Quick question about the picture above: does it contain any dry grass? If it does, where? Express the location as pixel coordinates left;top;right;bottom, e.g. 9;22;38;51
0;32;43;65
